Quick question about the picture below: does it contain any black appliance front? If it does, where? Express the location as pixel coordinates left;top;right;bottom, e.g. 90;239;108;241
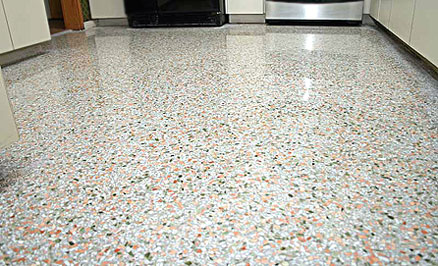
124;0;226;27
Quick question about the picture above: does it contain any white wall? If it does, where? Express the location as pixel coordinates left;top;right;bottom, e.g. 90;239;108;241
363;0;371;14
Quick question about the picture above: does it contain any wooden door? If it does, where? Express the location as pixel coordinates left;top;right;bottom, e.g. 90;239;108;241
61;0;84;30
49;0;63;19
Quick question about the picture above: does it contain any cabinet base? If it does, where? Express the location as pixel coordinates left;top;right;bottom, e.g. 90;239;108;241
96;18;129;27
0;42;47;66
127;13;226;27
370;16;438;78
229;14;265;24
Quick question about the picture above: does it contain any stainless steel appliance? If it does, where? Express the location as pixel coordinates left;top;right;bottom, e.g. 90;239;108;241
266;0;364;22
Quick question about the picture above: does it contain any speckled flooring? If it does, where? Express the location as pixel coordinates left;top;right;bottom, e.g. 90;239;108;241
0;23;437;265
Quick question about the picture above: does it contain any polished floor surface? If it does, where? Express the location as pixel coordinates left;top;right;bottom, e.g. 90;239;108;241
0;24;437;264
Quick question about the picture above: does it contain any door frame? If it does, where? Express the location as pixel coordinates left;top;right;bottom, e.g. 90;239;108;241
61;0;84;30
49;0;63;19
49;0;84;30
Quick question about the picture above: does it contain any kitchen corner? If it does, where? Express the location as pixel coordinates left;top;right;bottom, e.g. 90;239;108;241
0;66;18;149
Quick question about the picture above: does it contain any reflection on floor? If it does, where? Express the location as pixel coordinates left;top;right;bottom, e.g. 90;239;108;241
49;19;65;35
0;24;437;264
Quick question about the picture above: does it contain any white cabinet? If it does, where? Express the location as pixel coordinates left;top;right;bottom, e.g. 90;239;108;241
2;0;51;50
226;0;264;14
389;0;415;43
0;1;13;54
369;0;380;20
89;0;126;19
378;0;392;27
374;0;437;67
410;0;438;67
363;0;371;14
0;67;18;149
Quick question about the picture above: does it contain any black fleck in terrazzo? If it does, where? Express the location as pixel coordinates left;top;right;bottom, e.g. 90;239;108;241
0;24;437;265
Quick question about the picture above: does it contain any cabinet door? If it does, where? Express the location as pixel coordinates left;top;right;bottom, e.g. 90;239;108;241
0;0;13;54
369;0;380;20
410;0;438;67
378;0;392;27
2;0;51;50
226;0;264;14
0;67;18;149
89;0;126;19
389;0;415;43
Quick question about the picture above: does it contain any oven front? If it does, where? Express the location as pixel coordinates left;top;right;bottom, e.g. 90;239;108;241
266;0;364;21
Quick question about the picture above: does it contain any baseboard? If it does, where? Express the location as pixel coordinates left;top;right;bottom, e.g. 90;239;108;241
229;14;265;24
84;20;96;30
0;43;48;67
96;18;129;27
51;30;73;37
371;17;438;79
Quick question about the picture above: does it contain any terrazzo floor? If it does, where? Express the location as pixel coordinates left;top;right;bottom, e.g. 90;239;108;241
0;23;437;265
